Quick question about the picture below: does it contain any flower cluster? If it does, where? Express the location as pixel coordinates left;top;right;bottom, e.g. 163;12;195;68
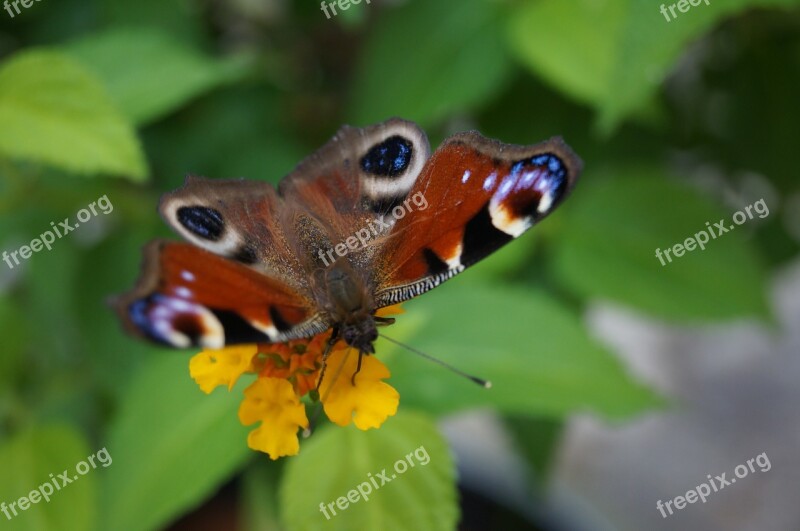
188;307;402;459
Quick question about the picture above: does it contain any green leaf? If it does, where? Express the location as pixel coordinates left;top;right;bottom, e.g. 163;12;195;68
507;0;800;132
504;416;563;488
142;85;306;184
280;412;457;531
0;297;26;388
100;355;252;531
348;0;511;126
551;169;770;321
464;232;536;283
66;28;250;125
382;282;661;418
0;424;97;531
241;459;283;531
0;50;147;180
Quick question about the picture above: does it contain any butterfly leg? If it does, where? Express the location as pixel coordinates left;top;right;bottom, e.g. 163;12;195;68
350;351;365;386
305;328;340;438
374;316;395;326
315;326;340;397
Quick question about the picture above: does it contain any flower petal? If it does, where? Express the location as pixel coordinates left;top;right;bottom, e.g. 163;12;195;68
238;377;309;460
189;345;258;393
376;304;405;317
319;349;399;430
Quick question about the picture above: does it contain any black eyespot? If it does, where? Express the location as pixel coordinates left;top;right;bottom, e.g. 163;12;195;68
177;206;224;241
360;136;413;177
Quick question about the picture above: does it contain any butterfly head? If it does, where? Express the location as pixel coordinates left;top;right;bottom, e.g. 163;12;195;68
340;317;378;354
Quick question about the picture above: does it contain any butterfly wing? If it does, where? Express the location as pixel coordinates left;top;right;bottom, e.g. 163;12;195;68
117;119;434;348
374;132;582;306
114;241;329;348
116;121;580;348
280;118;431;220
157;175;313;288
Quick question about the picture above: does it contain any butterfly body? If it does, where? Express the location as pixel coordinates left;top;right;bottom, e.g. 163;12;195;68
315;257;378;354
115;119;582;356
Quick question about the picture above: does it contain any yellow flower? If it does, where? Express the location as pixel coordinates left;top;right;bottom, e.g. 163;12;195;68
319;349;400;430
239;377;309;460
188;304;405;457
189;344;257;393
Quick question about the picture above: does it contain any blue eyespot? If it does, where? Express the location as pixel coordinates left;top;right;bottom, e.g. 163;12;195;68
177;206;225;241
360;136;413;177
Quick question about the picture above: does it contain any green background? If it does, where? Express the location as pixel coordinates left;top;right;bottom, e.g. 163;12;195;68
1;0;798;529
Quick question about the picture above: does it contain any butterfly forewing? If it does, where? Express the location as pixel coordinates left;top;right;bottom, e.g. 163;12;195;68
374;133;581;306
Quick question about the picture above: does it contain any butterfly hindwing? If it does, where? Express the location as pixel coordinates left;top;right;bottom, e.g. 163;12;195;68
114;241;328;348
374;132;582;306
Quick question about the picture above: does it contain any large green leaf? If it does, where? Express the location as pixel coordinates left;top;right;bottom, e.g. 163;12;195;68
348;0;511;126
0;424;98;531
504;416;563;488
0;51;147;180
381;281;661;418
507;0;800;132
66;28;250;125
280;411;457;531
241;459;283;531
100;355;252;531
551;169;769;321
142;85;306;185
0;297;26;389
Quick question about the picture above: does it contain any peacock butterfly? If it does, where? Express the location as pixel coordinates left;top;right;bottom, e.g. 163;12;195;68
114;118;582;371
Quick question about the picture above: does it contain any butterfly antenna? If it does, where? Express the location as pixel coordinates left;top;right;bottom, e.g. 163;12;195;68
378;333;492;389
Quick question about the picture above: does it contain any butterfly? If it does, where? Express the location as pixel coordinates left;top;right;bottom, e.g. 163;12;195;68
114;118;582;374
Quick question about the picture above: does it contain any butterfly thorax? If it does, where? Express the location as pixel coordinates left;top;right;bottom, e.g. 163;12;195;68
320;257;377;354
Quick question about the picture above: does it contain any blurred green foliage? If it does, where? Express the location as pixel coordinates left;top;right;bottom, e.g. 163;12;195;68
0;0;798;530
